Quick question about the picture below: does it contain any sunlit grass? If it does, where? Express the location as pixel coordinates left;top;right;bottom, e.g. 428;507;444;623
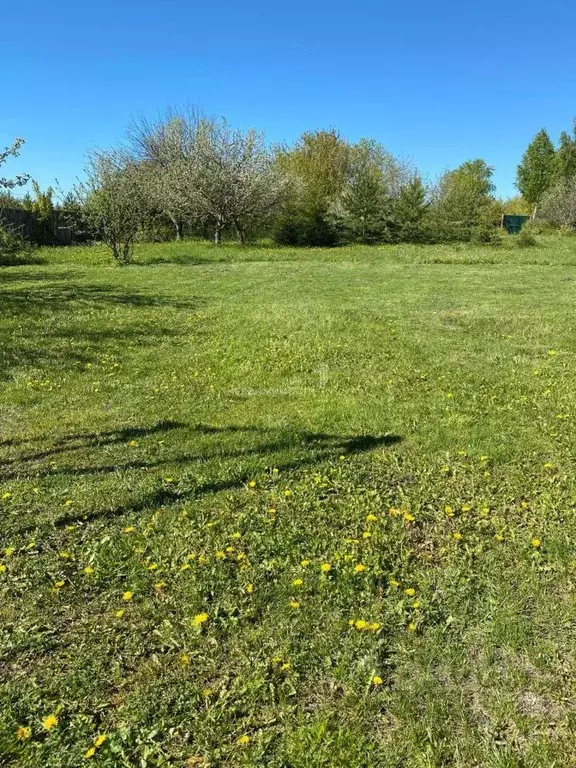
2;237;576;766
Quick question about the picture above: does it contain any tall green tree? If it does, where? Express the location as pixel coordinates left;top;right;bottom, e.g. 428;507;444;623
555;119;576;182
328;139;396;243
395;176;430;241
516;129;556;217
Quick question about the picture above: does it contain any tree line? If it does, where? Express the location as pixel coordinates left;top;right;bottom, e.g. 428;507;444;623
3;110;576;263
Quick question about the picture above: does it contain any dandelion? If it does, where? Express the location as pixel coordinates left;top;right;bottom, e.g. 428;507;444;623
268;507;276;515
42;714;58;730
164;477;174;483
480;506;490;517
494;533;504;542
281;662;291;670
412;600;421;609
452;532;463;541
147;562;159;571
367;622;382;631
365;514;378;523
543;462;553;469
445;505;454;517
300;559;310;567
362;531;372;539
354;563;366;573
84;566;95;575
320;562;332;573
404;588;415;597
64;499;73;506
128;440;137;447
4;547;14;557
115;609;125;618
531;538;541;549
389;579;400;588
372;675;383;686
1;492;12;500
85;747;96;759
407;622;417;632
192;612;209;626
0;564;6;573
215;551;226;559
123;526;136;534
246;583;254;594
237;735;250;746
248;480;256;488
180;563;191;572
53;580;65;590
353;619;368;630
284;489;292;497
154;581;167;590
225;546;235;553
122;591;133;601
292;578;303;586
461;504;471;512
179;654;190;666
403;512;415;523
231;532;241;539
16;726;31;741
289;600;300;609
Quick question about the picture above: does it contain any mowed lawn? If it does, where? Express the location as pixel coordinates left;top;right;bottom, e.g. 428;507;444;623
2;238;576;767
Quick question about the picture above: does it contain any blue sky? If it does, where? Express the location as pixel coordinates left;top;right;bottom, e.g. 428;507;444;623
2;0;575;198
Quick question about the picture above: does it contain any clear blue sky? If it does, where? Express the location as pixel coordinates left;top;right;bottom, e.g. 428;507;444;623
2;0;576;198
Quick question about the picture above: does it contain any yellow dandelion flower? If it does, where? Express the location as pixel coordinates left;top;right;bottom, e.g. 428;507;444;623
365;514;378;523
300;559;310;567
320;562;332;573
128;440;137;447
389;579;400;588
84;566;95;575
404;587;416;597
154;581;167;590
54;580;65;590
531;538;541;548
0;564;6;573
237;734;250;746
215;551;226;559
367;622;382;631
403;512;415;523
289;600;300;609
1;492;12;500
115;609;125;618
281;662;291;670
480;455;488;462
461;504;471;512
179;654;190;666
42;714;58;730
412;600;421;609
236;552;246;561
202;687;213;698
94;735;107;748
64;499;73;506
180;563;191;572
192;612;209;626
164;477;174;483
494;533;504;542
84;747;96;759
147;562;159;571
407;622;417;632
16;726;31;741
444;505;454;517
268;507;276;515
248;480;256;488
123;526;136;534
354;563;366;573
122;591;134;601
520;500;529;509
362;531;372;539
225;546;235;553
231;532;241;539
284;489;292;497
353;619;368;630
480;507;490;517
4;547;14;557
246;583;254;594
452;532;463;541
372;675;383;686
292;578;303;586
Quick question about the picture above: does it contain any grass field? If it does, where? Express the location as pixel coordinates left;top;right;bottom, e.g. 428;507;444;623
2;236;576;767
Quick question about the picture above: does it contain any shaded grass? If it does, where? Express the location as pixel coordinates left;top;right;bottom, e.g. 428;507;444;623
2;238;576;766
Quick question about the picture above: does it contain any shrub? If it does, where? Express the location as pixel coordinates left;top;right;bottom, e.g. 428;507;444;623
516;228;537;247
0;222;28;265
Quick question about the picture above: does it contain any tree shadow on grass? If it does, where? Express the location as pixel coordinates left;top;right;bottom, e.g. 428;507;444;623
5;423;401;534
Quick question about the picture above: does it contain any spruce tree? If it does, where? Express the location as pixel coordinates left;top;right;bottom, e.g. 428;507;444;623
555;120;576;182
395;176;429;241
516;129;556;217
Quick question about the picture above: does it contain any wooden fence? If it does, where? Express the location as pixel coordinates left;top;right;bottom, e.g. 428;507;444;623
0;207;72;245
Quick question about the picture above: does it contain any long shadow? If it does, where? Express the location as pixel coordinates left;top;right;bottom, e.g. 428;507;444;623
5;424;401;534
0;420;185;467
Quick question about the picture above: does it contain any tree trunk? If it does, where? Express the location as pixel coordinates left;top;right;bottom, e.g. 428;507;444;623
214;226;221;246
532;203;538;220
236;224;246;244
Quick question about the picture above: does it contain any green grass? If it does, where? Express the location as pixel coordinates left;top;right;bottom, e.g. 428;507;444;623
2;237;576;767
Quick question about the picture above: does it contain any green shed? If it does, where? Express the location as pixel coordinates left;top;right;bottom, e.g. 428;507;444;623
502;215;530;234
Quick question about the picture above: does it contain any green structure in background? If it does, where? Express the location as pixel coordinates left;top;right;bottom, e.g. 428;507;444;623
502;214;530;234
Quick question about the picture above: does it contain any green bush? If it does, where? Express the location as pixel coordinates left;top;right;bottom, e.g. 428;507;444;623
0;222;27;264
516;228;538;247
